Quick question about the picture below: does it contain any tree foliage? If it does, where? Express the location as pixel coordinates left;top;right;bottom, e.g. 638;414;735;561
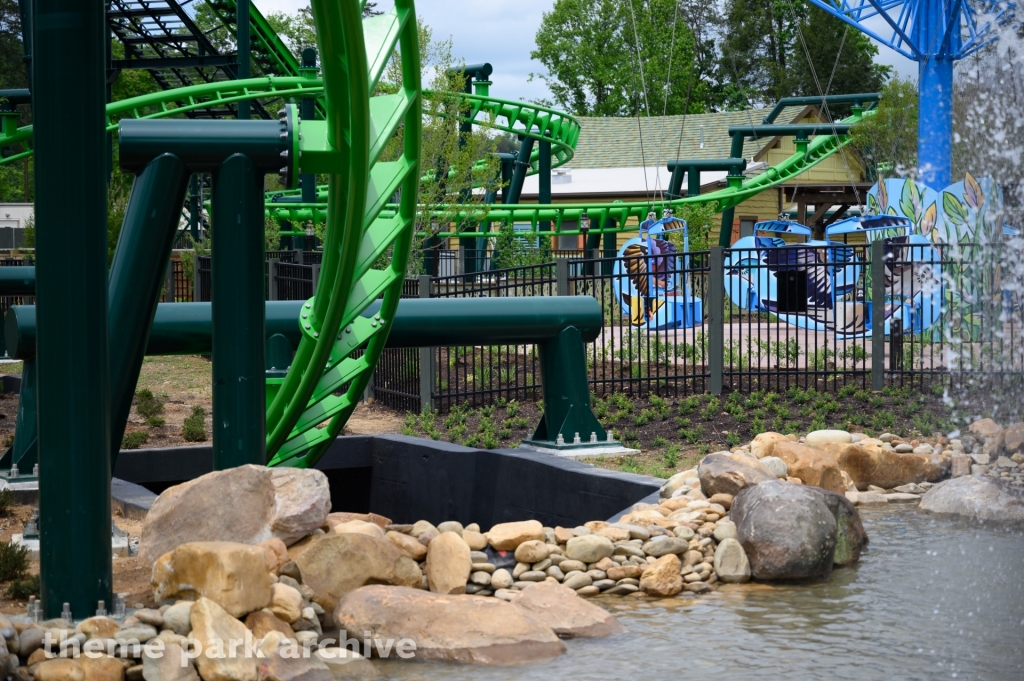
849;77;918;180
531;0;705;116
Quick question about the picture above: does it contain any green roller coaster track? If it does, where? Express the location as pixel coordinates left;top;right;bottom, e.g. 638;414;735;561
0;0;873;466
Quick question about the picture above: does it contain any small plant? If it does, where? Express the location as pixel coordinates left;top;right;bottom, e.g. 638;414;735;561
5;573;39;600
798;405;814;418
678;397;700;414
448;424;467;444
652;435;668;448
403;413;418;430
725;431;740;447
0;540;29;581
770;416;785;433
134;389;163;419
506;400;520;417
495;397;507;409
930;382;945;397
838;383;858;398
663;443;680;468
854;389;871;401
871;411;896;430
697;443;711;456
810;416;827;432
481;405;495;418
498;428;512;439
181;406;207;442
868;396;886;409
464;434;481;448
751;417;765;434
840;344;868;362
774;406;791;420
146;416;165;428
122;431;149;449
510;416;529;429
700;398;720;421
675;416;691;428
763;392;779;407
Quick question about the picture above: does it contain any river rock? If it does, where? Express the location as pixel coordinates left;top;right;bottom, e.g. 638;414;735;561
331;520;385;538
709;493;734;510
639;554;682;596
698;452;776;497
713;538;750;583
801;485;868;565
426;532;471;595
827;442;948;490
772;442;845;493
386;531;427;561
486;520;544;551
295;533;421;624
713;523;737;542
952;453;972;478
565;535;614;563
969;418;1005;456
139;465;330;565
34;659;85;681
759;456;788;479
805;429;852;448
77;617;120;641
190;597;258;681
142;641;198;681
1004;423;1024;453
730;480;838;581
161;602;193;637
244;610;295;640
152;542;272;618
853;491;888;505
750;432;789;459
511;581;625;638
313;648;379;680
335;585;566;664
490;569;514;590
659;471;692;498
514;540;550;564
919;475;1024;523
461;530;488;551
269;583;303;624
258;648;334;681
641;537;688;557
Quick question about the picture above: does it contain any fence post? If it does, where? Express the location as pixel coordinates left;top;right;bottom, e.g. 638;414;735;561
458;246;465;276
871;239;885;391
418;274;435;412
556;258;569;296
267;259;279;301
164;260;174;302
311;262;321;292
708;246;724;395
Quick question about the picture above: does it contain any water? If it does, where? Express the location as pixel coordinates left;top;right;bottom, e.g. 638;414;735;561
378;506;1024;680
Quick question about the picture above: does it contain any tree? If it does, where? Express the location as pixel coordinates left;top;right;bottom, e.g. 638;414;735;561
531;0;707;117
849;77;918;180
718;0;890;110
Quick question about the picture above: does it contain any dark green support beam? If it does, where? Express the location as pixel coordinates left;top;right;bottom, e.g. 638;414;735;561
33;0;112;620
108;153;191;469
505;135;535;205
236;0;250;120
667;158;748;199
761;93;878;124
538;132;551;234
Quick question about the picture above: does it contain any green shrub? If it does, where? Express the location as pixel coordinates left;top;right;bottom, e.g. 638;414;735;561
122;431;149;449
146;416;166;428
0;540;29;581
0;489;14;517
652;435;668;448
506;400;520;417
134;389;164;420
5;573;39;600
663;444;680;468
182;406;207;442
726;432;740;447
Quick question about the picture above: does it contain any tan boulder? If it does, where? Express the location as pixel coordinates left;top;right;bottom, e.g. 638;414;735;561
257;648;334;681
152;542;272;618
639;554;682;597
827;442;948;489
698;452;776;497
331;520;385;539
511;581;625;637
243;610;295;640
1003;423;1024;453
335;586;566;664
485;520;544;551
269;583;303;624
595;526;630;542
78;655;125;681
750;432;789;459
141;641;198;681
773;442;845;494
295;533;421;623
386;531;427;560
513;540;550;564
76;616;120;641
326;512;392;530
313;648;380;679
969;418;1005;455
139;465;330;565
461;530;488;551
709;493;734;510
257;538;289;575
426;532;471;595
606;564;644;580
33;659;85;681
189;597;258;681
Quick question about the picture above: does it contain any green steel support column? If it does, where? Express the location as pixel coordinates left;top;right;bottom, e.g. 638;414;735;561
708;247;725;395
0;357;36;471
108;154;191;468
871;240;885;391
505;135;534;205
211;154;266;468
522;326;610;449
687;167;701;198
33;0;112;619
538;132;551;235
236;0;250;120
602;219;617;275
16;0;30;84
718;133;746;248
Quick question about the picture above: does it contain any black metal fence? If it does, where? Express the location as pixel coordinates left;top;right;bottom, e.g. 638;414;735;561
371;241;1024;412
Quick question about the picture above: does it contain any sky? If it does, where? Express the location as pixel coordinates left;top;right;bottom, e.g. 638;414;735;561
253;0;916;108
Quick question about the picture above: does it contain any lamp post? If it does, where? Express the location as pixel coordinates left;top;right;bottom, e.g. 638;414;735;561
305;221;315;251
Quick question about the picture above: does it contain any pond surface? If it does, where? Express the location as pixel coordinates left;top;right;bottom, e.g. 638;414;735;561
378;505;1024;681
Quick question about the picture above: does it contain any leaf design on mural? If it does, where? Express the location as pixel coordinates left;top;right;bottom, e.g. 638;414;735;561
942;191;968;226
920;203;937;237
878;179;889;213
887;206;897;216
964;172;984;209
899;180;921;221
867;193;880;215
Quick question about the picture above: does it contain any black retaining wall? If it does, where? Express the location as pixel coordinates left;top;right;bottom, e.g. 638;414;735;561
113;434;661;527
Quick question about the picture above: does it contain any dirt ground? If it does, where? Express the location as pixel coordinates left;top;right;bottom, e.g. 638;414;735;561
0;504;154;616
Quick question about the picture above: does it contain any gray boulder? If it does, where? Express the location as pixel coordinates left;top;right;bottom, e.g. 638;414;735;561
919;475;1024;524
731;481;839;581
801;485;868;565
698;452;776;497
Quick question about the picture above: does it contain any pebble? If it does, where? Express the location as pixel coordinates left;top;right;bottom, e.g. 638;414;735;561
490;569;513;590
592;579;616;591
712;524;737;542
472;562;495;573
575;586;600;596
562;572;592;590
546;565;565;581
470;551;489;563
519;571;547;582
686;582;712;594
470;571;492;586
559;559;587;573
894;443;914;453
604;584;639;595
884;493;920;503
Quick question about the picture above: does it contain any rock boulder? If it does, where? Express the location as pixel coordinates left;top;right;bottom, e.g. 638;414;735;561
772;442;845;494
750;432;789;459
698;452;776;497
827;442;948;490
511;581;625;637
919;475;1024;524
425;532;471;595
485;520;545;551
139;465;330;565
189;597;258;681
713;538;750;583
335;586;566;664
152;542;272;618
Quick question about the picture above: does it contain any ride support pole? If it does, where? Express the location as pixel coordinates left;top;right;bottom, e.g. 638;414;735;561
34;0;113;620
